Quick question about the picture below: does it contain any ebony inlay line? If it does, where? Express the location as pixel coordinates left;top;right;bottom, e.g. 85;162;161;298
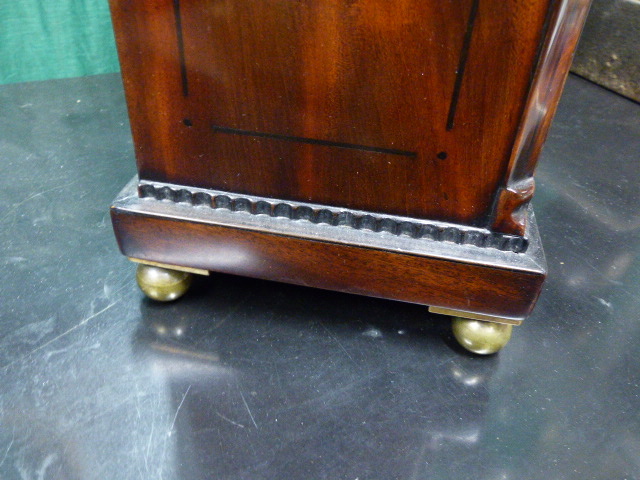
446;0;480;131
173;0;188;96
211;125;417;158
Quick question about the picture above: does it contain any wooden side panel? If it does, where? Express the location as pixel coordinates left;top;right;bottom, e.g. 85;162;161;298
492;0;592;235
109;0;551;227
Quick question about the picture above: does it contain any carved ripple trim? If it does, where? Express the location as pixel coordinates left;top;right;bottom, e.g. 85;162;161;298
138;183;528;253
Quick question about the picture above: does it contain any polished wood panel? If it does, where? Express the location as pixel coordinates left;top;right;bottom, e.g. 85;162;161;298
109;0;552;227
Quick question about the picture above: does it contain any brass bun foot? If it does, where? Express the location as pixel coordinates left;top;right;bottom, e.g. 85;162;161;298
135;264;193;302
451;317;513;355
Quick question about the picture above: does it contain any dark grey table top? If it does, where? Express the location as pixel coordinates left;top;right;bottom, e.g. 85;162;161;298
0;73;638;480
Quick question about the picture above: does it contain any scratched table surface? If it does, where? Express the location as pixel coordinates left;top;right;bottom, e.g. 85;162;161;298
0;73;639;480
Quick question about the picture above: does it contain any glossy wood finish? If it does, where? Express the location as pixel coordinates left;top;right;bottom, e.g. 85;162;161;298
109;0;553;228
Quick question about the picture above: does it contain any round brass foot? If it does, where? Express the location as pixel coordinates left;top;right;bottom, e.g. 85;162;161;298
135;264;192;302
451;317;513;355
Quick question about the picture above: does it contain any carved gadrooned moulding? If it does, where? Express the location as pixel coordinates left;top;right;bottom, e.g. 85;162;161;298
138;182;529;253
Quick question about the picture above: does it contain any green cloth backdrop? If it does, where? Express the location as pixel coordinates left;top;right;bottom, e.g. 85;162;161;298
0;0;119;85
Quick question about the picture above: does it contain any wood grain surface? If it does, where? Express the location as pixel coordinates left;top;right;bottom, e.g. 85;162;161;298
109;0;553;229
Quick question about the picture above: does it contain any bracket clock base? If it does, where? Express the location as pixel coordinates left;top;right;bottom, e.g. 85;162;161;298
111;177;546;354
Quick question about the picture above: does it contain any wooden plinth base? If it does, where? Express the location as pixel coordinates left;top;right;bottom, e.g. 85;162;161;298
111;177;546;322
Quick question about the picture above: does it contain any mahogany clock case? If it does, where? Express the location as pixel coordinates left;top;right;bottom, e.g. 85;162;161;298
109;0;592;323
